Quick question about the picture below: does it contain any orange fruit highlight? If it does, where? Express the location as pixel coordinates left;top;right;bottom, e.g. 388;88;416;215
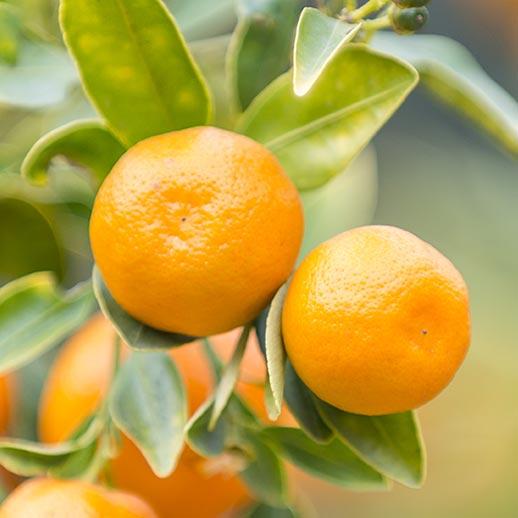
0;477;157;517
39;314;280;518
90;126;304;336
282;225;471;415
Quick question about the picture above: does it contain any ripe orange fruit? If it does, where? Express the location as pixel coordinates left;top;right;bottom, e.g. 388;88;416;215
282;225;471;415
0;375;11;435
90;126;304;337
0;477;157;517
39;314;281;518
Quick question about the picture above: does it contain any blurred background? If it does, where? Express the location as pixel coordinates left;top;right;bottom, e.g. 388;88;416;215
0;0;516;516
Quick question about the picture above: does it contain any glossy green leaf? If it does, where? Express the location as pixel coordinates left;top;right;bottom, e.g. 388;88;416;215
229;0;304;110
22;119;125;186
299;147;378;260
210;326;251;429
264;427;387;489
0;41;76;108
0;198;63;284
293;7;361;96
264;283;288;419
0;416;102;477
0;4;21;65
373;32;518;155
92;267;196;350
239;44;418;189
60;0;212;146
109;351;187;477
283;361;333;443
317;401;425;488
0;273;94;374
240;432;289;508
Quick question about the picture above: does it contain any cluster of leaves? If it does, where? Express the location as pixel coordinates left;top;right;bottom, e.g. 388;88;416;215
0;0;517;514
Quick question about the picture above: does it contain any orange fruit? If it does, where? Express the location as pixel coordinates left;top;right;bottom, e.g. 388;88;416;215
90;126;304;336
39;314;282;518
0;477;157;517
282;225;471;415
0;375;11;435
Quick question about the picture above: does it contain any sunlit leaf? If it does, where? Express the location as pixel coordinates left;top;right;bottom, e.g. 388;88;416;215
373;32;518;155
0;4;21;65
264;427;388;489
109;351;187;477
22;119;125;186
0;273;94;374
60;0;212;146
229;0;304;110
293;7;361;96
239;44;418;189
317;401;425;488
92;267;196;350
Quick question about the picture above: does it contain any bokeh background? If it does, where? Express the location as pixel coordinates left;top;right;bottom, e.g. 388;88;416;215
0;0;516;516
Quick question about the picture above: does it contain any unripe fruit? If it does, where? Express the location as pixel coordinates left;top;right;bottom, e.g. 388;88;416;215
392;0;430;7
391;6;429;34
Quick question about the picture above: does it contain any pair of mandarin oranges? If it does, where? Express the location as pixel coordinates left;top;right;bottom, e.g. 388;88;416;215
1;127;470;517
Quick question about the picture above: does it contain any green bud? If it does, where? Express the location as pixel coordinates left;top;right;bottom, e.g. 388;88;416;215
390;6;429;34
392;0;430;7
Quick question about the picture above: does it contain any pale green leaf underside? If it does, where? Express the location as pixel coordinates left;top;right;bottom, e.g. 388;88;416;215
109;351;187;477
0;273;94;375
60;0;212;146
317;401;425;488
239;44;418;190
373;32;518;155
265;283;289;418
293;7;361;96
22;119;125;186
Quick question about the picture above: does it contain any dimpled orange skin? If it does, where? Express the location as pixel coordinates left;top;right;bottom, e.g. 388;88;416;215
39;314;291;518
90;126;304;336
282;225;471;416
0;478;157;518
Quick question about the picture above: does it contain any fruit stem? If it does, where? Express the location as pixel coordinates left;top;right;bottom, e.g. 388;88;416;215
346;0;389;21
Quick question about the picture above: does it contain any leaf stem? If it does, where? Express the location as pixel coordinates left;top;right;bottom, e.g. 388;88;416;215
346;0;389;21
362;14;391;32
345;0;357;10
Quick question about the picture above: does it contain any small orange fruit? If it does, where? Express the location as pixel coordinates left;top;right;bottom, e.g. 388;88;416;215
0;375;11;435
282;225;470;415
39;314;284;518
0;477;157;517
90;126;304;336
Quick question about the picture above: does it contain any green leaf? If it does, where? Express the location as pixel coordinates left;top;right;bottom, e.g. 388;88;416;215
317;401;425;488
263;427;388;490
240;432;289;508
109;351;187;477
0;415;103;477
0;4;21;65
22;119;125;186
92;267;196;350
373;32;518;155
0;273;94;375
299;147;377;260
229;0;304;110
264;283;288;420
239;44;418;190
283;361;333;443
245;503;299;518
210;326;251;429
293;8;361;96
0;41;76;108
60;0;212;146
186;395;258;458
0;197;63;284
